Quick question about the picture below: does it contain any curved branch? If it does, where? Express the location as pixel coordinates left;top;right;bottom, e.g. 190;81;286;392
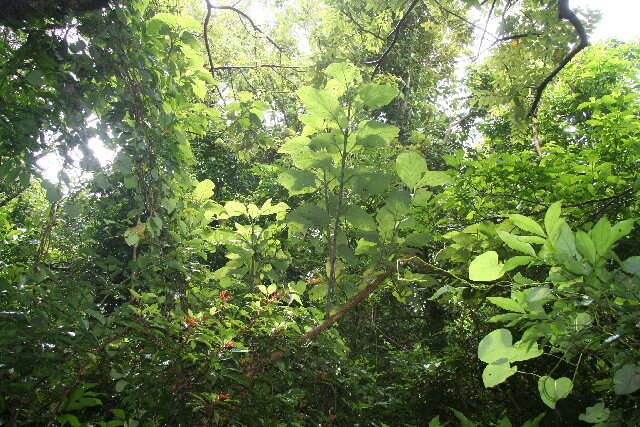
205;1;283;53
527;0;589;118
370;0;421;76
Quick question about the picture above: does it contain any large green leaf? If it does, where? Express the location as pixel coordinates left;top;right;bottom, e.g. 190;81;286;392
544;202;562;242
193;179;215;200
510;340;542;362
478;328;513;363
575;231;597;264
297;87;347;128
482;360;517;387
278;169;316;195
396;151;427;189
538;376;572;409
614;364;640;395
469;251;505;281
417;171;453;187
579;402;610;424
357;83;399;109
345;206;376;231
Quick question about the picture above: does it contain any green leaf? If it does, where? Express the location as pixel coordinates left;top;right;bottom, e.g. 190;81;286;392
193;179;215;200
614;364;640;395
357;83;399;109
525;287;551;303
544;202;562;242
428;416;444;427
297;87;346;128
413;189;432;207
591;217;612;256
345;206;376;231
355;238;377;255
396;151;427;189
451;408;476;427
521;413;546;427
355;121;399;148
575;231;597;264
510;340;542;362
538;376;572;409
579;402;610;424
160;198;177;214
478;329;513;363
503;256;533;272
555;223;576;256
508;214;545;236
469;251;505;282
482;360;517;387
611;219;635;243
26;69;44;86
224;201;247;217
487;297;524;313
124;228;140;246
115;380;128;393
573;312;592;331
498;231;536;256
325;63;359;88
278;169;316;195
496;416;512;427
417;171;454;187
622;256;640;275
308;283;328;301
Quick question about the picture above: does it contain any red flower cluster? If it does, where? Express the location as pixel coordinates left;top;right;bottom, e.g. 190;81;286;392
224;341;234;348
218;393;230;400
219;290;232;302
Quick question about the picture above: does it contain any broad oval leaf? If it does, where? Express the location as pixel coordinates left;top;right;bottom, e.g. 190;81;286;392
482;360;517;388
277;169;316;195
396;151;427;189
357;83;399;109
478;328;514;363
614;364;640;395
469;251;505;281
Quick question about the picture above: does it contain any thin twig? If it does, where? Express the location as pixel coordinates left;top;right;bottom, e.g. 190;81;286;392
430;0;497;40
477;0;497;57
212;64;312;71
205;2;283;53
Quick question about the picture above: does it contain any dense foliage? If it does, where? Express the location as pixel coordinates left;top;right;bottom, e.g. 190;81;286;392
1;0;638;426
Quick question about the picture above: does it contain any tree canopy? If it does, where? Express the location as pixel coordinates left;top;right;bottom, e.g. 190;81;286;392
1;0;639;426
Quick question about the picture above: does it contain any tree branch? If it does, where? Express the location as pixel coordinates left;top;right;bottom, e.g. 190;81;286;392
212;64;312;72
369;0;421;76
430;0;497;41
477;0;497;57
269;264;400;362
527;0;589;118
205;2;284;53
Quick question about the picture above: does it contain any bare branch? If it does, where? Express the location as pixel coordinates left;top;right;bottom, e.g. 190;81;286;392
477;0;497;57
527;0;589;118
205;1;284;53
430;0;497;41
